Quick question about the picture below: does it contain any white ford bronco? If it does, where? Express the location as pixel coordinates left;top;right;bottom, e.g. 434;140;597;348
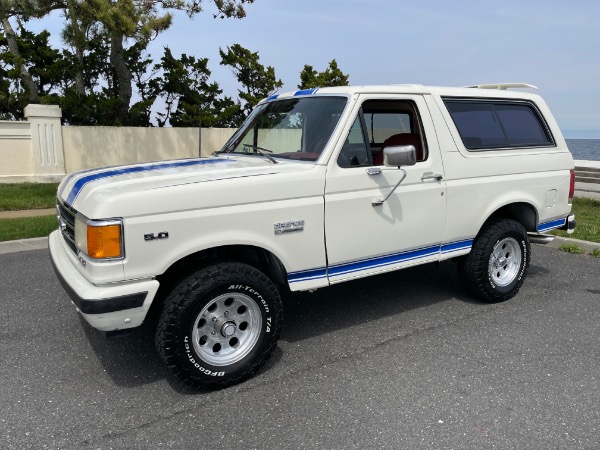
50;83;576;388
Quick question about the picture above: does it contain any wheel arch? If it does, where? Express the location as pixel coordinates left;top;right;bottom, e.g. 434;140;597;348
480;201;539;235
149;245;289;320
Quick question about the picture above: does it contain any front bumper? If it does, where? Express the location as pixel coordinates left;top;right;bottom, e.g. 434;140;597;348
49;230;160;332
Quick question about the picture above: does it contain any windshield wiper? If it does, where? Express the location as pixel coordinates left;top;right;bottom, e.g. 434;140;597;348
253;147;279;164
241;144;278;164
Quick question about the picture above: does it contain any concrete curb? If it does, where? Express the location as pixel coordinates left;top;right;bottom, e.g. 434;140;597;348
540;235;600;254
0;237;49;255
574;190;600;200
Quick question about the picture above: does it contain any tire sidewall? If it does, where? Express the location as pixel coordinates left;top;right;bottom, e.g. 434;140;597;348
173;270;279;384
485;229;529;295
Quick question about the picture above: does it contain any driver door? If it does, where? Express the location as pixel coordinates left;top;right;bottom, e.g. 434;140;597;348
324;94;447;284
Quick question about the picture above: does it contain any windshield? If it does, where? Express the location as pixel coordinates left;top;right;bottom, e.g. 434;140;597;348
220;96;347;162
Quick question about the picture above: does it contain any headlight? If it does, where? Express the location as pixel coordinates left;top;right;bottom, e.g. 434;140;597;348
75;215;124;259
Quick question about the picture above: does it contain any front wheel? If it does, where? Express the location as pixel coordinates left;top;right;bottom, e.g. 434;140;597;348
458;219;530;303
155;263;282;389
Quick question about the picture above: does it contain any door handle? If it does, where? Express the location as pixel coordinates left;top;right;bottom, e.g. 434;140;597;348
366;168;382;175
421;173;443;182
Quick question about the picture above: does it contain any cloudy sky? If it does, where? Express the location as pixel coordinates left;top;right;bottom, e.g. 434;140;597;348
30;0;600;137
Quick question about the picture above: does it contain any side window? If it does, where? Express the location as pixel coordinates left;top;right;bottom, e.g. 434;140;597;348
337;115;370;168
363;112;412;144
495;104;552;147
444;99;554;150
362;100;428;165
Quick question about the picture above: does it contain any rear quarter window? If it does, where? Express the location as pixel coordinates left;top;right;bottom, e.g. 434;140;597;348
444;99;554;150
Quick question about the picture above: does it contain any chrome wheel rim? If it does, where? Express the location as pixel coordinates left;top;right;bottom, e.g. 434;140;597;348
192;293;262;366
488;237;522;287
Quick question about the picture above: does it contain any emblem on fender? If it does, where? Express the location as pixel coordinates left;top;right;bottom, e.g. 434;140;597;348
274;220;305;235
144;232;169;241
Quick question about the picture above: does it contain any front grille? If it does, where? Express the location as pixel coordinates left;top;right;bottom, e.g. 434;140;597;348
57;199;78;254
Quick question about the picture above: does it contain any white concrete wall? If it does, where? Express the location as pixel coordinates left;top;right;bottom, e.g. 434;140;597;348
63;126;201;172
0;121;33;181
0;105;64;182
0;104;238;182
200;128;235;156
25;105;64;180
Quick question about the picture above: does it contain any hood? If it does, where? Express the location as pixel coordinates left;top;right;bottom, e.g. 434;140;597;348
58;155;314;217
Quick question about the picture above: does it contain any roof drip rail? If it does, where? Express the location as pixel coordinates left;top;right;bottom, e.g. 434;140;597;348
464;83;539;90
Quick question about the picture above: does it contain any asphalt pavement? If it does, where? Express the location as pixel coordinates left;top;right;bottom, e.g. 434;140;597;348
0;245;599;449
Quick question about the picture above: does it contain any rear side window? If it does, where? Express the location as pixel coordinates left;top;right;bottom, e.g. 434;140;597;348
444;99;554;150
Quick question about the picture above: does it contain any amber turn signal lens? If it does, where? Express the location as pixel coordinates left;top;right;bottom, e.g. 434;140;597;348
87;224;122;259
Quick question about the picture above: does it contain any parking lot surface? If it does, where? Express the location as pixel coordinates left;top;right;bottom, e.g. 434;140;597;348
0;245;599;449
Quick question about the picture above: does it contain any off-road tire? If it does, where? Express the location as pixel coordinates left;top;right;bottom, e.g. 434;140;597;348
155;262;282;389
458;218;530;303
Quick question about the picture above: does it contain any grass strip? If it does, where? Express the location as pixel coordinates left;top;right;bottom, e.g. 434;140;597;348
550;197;600;244
0;183;59;211
559;243;584;254
0;215;57;242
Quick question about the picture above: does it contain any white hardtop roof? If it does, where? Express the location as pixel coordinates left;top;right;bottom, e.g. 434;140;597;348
264;83;541;102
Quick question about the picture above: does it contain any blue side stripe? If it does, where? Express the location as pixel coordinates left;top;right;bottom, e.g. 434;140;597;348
288;267;327;283
441;239;474;254
267;94;279;100
537;217;567;233
288;238;474;284
329;245;440;277
66;158;229;205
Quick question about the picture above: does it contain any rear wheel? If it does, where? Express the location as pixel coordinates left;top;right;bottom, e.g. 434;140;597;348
155;262;282;389
458;219;530;303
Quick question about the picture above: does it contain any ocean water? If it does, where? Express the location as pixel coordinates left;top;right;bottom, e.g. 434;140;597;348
566;139;600;161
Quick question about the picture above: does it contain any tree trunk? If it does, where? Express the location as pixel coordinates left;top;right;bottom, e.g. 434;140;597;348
73;46;85;96
1;17;39;103
109;30;132;123
66;5;86;96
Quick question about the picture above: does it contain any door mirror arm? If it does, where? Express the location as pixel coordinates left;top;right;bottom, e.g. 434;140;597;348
372;168;407;206
371;144;416;206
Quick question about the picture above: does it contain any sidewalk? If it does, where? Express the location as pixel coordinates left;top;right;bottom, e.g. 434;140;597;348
0;208;56;219
0;237;49;255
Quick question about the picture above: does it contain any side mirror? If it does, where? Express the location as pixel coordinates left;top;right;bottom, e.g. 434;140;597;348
384;145;417;167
